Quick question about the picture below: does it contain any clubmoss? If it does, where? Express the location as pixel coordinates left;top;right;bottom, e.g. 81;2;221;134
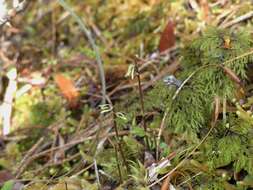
145;27;253;189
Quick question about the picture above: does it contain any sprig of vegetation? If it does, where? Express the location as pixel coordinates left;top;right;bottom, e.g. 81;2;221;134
146;27;253;189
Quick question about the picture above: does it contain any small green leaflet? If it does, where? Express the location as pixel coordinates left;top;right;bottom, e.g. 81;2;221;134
1;180;14;190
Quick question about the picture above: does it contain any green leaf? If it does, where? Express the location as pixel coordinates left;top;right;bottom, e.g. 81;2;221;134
1;180;14;190
131;126;146;137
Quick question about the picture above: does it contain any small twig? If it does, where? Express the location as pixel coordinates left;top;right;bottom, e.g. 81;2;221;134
58;0;107;104
85;15;109;46
221;11;253;28
108;61;180;97
156;109;169;161
15;137;45;178
94;159;101;188
23;172;59;189
177;172;203;187
28;130;129;164
32;153;80;175
138;46;178;71
107;47;178;98
73;163;94;177
214;6;237;26
218;9;237;28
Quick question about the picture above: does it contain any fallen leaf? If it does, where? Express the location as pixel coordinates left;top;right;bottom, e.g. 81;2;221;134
158;19;176;53
54;74;79;107
161;176;170;190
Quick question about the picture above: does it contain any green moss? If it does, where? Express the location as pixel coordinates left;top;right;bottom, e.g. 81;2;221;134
145;27;253;189
30;102;55;127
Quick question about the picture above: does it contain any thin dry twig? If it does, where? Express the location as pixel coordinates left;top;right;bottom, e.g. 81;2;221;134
221;11;253;28
94;159;101;188
15;137;45;178
27;130;129;164
32;153;80;175
108;61;180;98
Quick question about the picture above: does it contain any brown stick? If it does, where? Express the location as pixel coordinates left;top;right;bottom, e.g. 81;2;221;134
15;137;44;178
222;11;253;28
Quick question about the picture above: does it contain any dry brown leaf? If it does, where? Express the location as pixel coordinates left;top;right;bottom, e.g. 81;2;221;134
54;74;79;107
161;176;170;190
158;19;176;53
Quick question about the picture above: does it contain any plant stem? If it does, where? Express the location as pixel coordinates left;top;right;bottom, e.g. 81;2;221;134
134;61;150;152
112;109;129;171
109;138;123;183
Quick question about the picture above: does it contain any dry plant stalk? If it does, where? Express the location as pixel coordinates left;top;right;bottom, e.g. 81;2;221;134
0;0;29;27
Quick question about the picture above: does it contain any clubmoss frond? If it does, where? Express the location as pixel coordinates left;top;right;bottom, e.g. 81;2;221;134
145;27;253;189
